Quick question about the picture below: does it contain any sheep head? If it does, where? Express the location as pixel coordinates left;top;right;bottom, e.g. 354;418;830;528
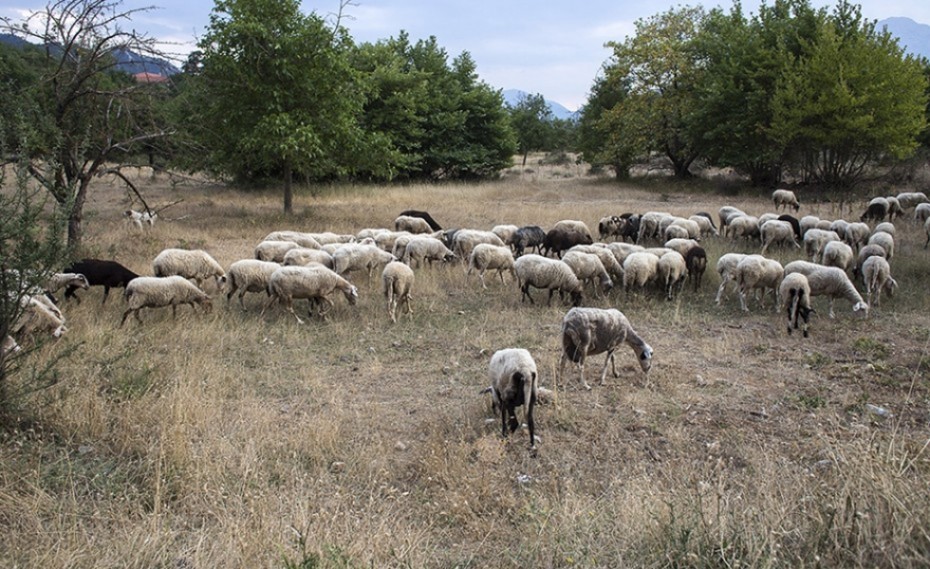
637;344;654;373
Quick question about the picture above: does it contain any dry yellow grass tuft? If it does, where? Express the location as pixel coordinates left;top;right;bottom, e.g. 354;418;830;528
2;161;930;567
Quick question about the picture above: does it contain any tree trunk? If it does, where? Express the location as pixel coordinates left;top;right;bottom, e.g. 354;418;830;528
66;178;90;251
283;161;293;215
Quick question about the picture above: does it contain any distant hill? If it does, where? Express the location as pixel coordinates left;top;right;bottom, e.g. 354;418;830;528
0;33;179;76
878;17;930;60
502;89;579;121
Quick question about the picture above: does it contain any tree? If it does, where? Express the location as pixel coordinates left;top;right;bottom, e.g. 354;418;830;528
0;0;171;250
508;93;553;167
191;0;382;213
577;72;637;178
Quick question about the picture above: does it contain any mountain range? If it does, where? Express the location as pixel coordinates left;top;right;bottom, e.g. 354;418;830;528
877;17;930;60
0;33;180;76
501;89;578;121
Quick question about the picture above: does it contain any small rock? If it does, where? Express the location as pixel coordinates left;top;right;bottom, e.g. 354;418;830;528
865;403;892;418
394;441;407;452
516;474;532;484
813;459;833;471
442;366;452;375
330;461;346;473
78;445;95;455
367;346;376;354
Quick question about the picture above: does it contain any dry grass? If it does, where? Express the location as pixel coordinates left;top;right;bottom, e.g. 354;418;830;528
2;160;930;568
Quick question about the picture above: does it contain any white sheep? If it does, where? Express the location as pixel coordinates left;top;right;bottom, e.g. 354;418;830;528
622;252;660;296
662;238;700;258
513;254;583;306
820;240;854;273
669;217;702;240
491;224;520;246
758;213;779;227
727;215;761;241
262;231;322;249
254;240;300;262
332;244;397;280
861;256;897;307
735;255;784;312
772;189;800;211
714;253;748;305
558;307;654;390
561;251;613;297
663;224;691;241
120;276;212;326
638;212;672;242
282;247;334;268
261;265;359;324
689;214;718;237
605;242;644;267
391;234;417;260
873;222;895;237
760;220;800;254
483;348;540;450
382;261;414;323
843;221;871;252
779;273;813;338
224;260;281;309
718;206;746;237
305;232;355;246
799;215;821;237
152;248;226;291
803;229;840;262
896;191;929;210
44;272;90;295
829;219;849;240
552;219;594;241
568;244;625;282
914;203;930;222
866;231;894;261
467;244;516;289
886;196;903;221
403;236;456;268
784;264;868;318
12;296;68;341
394;215;433;234
374;230;413;253
452;229;506;261
657;250;687;301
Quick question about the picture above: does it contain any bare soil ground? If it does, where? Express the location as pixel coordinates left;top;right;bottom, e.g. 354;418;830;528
2;161;929;568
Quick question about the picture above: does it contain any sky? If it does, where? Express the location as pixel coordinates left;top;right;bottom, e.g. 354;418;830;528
2;0;929;111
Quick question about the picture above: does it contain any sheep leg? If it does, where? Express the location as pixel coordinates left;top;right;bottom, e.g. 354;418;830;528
478;270;488;290
828;298;836;319
738;287;749;312
525;387;537;451
238;290;248;311
599;351;617;385
404;294;413;316
497;269;506;286
102;286;111;304
714;276;730;304
119;308;134;327
171;303;178;319
282;299;304;325
520;283;534;304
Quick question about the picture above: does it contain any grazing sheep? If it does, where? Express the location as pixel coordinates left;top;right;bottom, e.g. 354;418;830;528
491;224;520;246
867;231;895;261
598;216;624;241
896;192;930;211
262;265;359;324
305;232;355;246
382;261;414;323
714;253;748;305
779;273;813;338
664;224;691;241
561;251;613;297
225;260;280;309
120;276;212;326
785;264;868;318
758;213;779;227
815;218;833;231
282;247;334;268
663;238;700;258
718;206;746;237
394;215;433;234
508;225;546;257
467;244;516;288
798;215;820;238
735;255;784;312
606;242;645;267
617;214;641;243
153;249;226;291
689;214;718;237
568;244;625;282
513;255;583;306
452;229;506;261
254;240;300;262
728;215;761;241
62;259;139;304
885;197;903;221
262;231;322;249
542;227;593;258
772;189;800;211
861;256;897;307
843;222;871;252
356;227;390;241
391;233;419;261
829;219;849;240
403;236;456;268
777;214;802;241
684;246;707;292
914;203;930;222
558;307;653;390
760;220;800;254
803;229;840;262
668;218;701;240
44;273;90;296
485;348;539;450
860;198;888;222
622;252;661;296
373;230;413;253
820;241;854;273
552;220;593;240
853;244;887;279
332;244;397;280
398;209;442;231
873;222;895;237
657;250;687;300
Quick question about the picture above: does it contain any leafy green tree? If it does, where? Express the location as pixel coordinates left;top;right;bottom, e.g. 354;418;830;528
577;72;637;178
0;0;172;249
508;93;553;167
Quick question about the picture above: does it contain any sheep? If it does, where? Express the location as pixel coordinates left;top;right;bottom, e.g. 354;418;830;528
484;348;539;450
508;225;546;257
391;234;417;260
606;242;645;267
689;214;718;237
373;230;413;253
799;215;821;238
777;214;802;241
552;220;593;240
305;232;355;246
779;273;814;338
873;222;895;237
12;296;68;342
282;247;334;268
62;259;139;304
657;250;687;300
224;260;281;309
896;192;930;211
663;238;700;258
617;214;641;243
718;206;746;237
815;218;834;231
120;276;212;326
558;307;653;390
261;265;359;324
861;256;897;307
491;224;520;246
403;236;456;268
885;196;903;221
785;264;868;318
598;216;624;241
853;244;887;279
561;251;613;297
254;240;300;262
638;212;672;243
714;253;748;305
262;231;322;249
860;198;888;222
567;244;625;282
153;249;226;292
541;227;593;258
398;209;442;231
44;273;90;296
332;244;397;280
760;220;800;254
829;219;849;240
669;218;701;240
727;215;761;241
867;231;895;261
394;215;433;234
803;229;840;262
843;222;871;252
467;244;516;288
664;224;691;241
820;240;855;273
452;230;506;261
382;261;414;323
513;255;583;307
356;228;391;241
914;203;930;222
735;255;784;312
684;246;707;292
772;189;800;211
622;252;660;296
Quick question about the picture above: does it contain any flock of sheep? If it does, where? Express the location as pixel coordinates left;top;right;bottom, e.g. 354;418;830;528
5;189;929;451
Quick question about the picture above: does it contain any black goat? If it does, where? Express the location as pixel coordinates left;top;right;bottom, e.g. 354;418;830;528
63;259;139;304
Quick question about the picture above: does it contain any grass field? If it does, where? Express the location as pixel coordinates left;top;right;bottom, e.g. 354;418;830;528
2;160;930;568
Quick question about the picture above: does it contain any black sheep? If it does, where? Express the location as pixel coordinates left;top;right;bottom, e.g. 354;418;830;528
542;228;593;258
62;259;139;304
777;214;802;241
860;202;888;223
509;225;546;257
684;246;707;292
